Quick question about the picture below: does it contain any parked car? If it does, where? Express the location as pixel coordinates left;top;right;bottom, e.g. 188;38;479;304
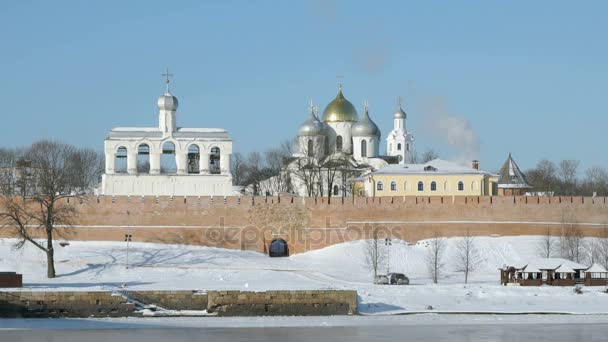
373;275;389;285
388;273;409;285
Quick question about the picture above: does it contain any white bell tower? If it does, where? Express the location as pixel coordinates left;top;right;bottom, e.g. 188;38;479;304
386;97;414;164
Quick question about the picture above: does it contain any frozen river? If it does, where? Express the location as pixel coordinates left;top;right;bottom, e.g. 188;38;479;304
2;316;608;342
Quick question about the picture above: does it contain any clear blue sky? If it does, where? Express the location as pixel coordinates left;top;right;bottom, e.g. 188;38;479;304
2;0;606;172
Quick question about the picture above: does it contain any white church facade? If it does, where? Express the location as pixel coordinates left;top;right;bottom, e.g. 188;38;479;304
101;74;234;196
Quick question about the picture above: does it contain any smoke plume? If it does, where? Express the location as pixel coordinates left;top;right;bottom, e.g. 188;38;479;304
420;95;480;165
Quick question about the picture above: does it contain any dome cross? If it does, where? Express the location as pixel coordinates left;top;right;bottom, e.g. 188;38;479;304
162;68;174;93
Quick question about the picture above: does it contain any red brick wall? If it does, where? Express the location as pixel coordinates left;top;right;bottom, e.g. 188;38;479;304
1;195;607;254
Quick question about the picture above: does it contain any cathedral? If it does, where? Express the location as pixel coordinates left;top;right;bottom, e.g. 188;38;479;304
252;84;416;197
101;73;234;196
293;84;415;165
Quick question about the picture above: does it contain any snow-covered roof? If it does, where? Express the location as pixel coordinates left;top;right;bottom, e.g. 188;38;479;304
584;263;607;273
177;128;226;133
107;126;230;140
555;264;575;273
372;159;495;176
519;258;587;273
111;127;159;132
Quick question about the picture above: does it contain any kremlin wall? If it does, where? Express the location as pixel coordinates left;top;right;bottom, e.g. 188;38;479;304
2;195;608;255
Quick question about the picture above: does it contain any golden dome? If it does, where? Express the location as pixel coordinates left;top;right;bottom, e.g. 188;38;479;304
321;86;358;122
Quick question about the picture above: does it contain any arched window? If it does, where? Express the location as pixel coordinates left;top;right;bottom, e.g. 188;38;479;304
160;142;176;174
187;144;200;174
406;143;410;152
307;139;314;157
115;146;128;173
471;181;477;191
361;140;367;158
210;147;221;174
137;144;150;173
443;181;449;191
418;181;424;192
390;181;397;191
336;136;343;152
333;185;339;196
458;181;464;191
404;181;408;192
377;181;383;191
397;143;402;151
431;181;437;191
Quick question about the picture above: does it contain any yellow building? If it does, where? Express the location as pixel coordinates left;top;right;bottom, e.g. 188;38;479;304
353;159;498;197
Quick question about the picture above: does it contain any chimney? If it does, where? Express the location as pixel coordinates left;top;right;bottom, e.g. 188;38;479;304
472;160;479;170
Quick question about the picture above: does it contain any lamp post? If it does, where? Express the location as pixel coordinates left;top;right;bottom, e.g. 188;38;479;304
385;238;392;274
125;233;132;269
125;210;132;269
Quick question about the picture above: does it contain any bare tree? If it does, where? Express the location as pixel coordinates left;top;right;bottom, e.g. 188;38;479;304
559;211;587;264
323;154;353;203
537;226;558;258
364;226;385;278
426;230;446;284
0;141;81;278
559;159;580;196
583;166;608;196
289;156;322;198
263;148;292;195
455;229;480;284
417;149;440;163
526;159;559;196
230;152;246;186
69;147;104;194
598;227;608;270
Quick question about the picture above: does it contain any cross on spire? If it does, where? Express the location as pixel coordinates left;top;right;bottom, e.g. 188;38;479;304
162;68;173;93
336;74;344;90
397;96;403;109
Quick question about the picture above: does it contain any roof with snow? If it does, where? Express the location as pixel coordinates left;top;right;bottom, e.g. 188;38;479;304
108;127;229;140
515;258;587;273
371;159;495;176
497;153;531;189
584;263;608;273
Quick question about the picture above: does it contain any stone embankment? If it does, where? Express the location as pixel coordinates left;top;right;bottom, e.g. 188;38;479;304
0;289;358;318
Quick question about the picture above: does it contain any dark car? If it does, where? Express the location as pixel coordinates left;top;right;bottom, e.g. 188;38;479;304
388;273;409;285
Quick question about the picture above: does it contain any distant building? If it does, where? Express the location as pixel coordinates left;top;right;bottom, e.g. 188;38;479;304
101;72;234;196
352;159;499;197
385;98;415;164
497;153;531;196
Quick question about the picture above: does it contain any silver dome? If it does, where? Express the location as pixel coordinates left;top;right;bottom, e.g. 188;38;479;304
157;92;179;111
394;106;406;119
352;104;381;137
298;107;325;136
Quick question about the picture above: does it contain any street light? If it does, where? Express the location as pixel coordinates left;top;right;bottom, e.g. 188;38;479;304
385;238;392;274
125;233;132;269
125;210;132;269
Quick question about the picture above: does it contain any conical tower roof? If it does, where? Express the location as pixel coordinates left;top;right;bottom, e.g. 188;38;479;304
498;153;531;189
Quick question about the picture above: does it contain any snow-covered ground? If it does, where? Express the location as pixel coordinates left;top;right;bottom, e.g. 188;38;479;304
2;236;608;314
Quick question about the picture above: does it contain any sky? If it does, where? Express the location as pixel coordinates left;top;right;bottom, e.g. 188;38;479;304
1;0;607;172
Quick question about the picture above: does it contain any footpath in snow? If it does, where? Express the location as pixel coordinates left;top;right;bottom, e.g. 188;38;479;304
2;236;608;315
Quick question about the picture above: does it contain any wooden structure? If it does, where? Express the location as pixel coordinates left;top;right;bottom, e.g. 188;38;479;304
500;259;605;286
0;272;22;288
